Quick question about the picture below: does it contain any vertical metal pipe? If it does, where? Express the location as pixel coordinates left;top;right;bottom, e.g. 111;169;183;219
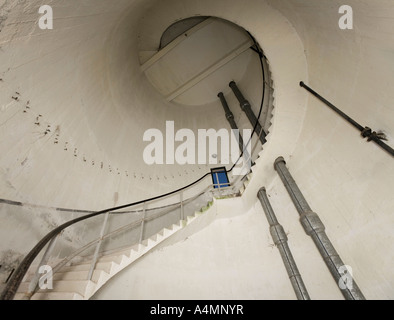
229;81;267;144
218;92;244;153
257;187;311;300
218;92;252;165
274;157;366;300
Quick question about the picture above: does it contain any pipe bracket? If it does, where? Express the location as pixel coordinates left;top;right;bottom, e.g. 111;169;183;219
300;211;325;235
270;224;288;245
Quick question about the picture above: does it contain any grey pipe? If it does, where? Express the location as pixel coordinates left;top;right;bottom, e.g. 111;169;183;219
274;157;366;300
218;92;246;155
229;81;266;144
218;92;253;166
257;187;311;300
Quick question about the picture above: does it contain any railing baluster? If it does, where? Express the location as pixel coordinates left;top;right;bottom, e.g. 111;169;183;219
0;169;244;299
87;212;110;281
180;192;184;221
217;172;223;198
139;203;147;244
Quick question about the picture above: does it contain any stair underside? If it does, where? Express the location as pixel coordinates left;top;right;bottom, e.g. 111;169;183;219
15;209;210;300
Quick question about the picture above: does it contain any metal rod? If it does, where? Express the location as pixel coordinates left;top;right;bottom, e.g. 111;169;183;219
229;81;267;144
180;192;184;221
5;269;15;284
300;81;394;157
87;212;110;281
139;203;147;244
274;157;366;300
215;172;222;198
258;187;311;300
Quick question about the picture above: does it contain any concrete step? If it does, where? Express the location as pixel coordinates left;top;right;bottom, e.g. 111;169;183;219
59;261;115;274
18;279;94;297
51;269;105;282
186;215;196;224
158;227;173;237
13;204;212;300
141;238;156;248
14;291;84;300
96;254;125;264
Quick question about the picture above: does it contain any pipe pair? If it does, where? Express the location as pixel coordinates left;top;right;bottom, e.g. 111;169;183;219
258;157;365;300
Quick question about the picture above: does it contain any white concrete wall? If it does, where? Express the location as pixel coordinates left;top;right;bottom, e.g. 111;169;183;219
0;0;242;211
1;0;393;300
243;0;394;299
0;0;306;209
92;198;345;300
92;0;393;300
0;0;305;277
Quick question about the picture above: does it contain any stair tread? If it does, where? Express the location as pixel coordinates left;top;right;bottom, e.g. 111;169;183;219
59;261;115;273
13;206;211;300
18;279;93;297
14;291;84;300
51;269;104;282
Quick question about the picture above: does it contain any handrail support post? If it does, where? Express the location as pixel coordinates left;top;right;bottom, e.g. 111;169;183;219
87;212;110;281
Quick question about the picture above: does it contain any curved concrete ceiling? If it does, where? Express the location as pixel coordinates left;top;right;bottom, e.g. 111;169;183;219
0;0;307;210
141;17;257;107
0;0;393;300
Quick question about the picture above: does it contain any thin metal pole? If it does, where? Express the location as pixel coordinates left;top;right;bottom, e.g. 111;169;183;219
139;203;147;244
300;81;394;157
274;157;366;300
215;172;222;197
180;192;184;221
257;187;311;300
87;212;110;281
229;81;267;144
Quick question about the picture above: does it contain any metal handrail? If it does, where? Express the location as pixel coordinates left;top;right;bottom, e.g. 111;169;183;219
0;172;213;300
29;188;211;297
0;170;246;300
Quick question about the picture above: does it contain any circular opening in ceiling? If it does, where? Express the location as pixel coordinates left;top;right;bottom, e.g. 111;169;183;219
139;17;269;108
159;16;211;50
